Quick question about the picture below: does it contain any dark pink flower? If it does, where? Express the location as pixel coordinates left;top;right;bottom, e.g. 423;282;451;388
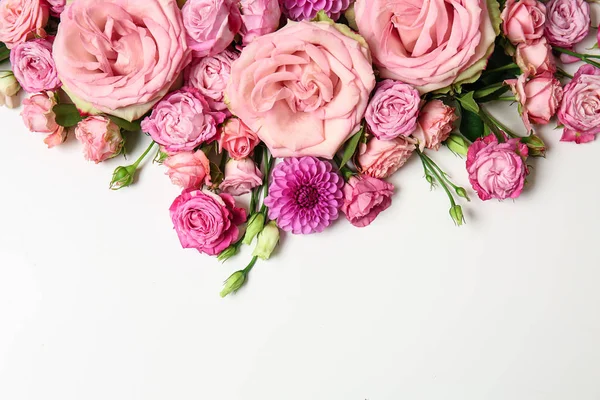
341;175;394;227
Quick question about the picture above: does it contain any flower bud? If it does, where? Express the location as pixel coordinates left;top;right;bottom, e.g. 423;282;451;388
449;205;464;226
455;187;470;201
521;133;546;158
445;135;469;156
220;270;246;298
109;164;137;190
217;245;239;262
0;71;21;108
252;221;279;260
243;213;265;245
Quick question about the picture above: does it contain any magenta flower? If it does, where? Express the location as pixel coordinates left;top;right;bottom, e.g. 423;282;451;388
280;0;351;21
264;157;344;234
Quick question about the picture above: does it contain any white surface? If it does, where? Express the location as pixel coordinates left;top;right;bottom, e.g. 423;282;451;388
1;91;600;398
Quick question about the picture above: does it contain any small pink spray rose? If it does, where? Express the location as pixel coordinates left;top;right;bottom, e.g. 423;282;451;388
240;0;282;45
341;175;394;228
10;38;61;93
506;73;563;131
466;134;529;201
411;100;458;151
219;158;263;196
141;87;226;154
0;0;49;49
357;136;415;179
20;92;66;148
218;118;260;160
170;189;247;256
544;0;590;48
182;0;242;57
557;65;600;144
515;38;556;76
365;80;421;141
74;116;124;163
164;150;212;189
501;0;546;45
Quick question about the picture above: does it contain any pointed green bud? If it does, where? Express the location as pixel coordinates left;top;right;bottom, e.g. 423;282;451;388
449;205;464;226
521;133;546;158
445;135;469;156
217;245;239;262
220;270;246;298
109;164;136;190
243;213;265;245
252;221;279;260
455;187;470;201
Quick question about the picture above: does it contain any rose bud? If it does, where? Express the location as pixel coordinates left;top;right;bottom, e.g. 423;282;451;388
243;213;266;245
218;118;260;160
501;0;546;45
109;165;137;190
411;100;458;151
446;135;470;156
252;221;280;260
220;270;246;298
219;158;263;196
341;175;394;228
449;205;464;226
515;38;556;75
163;150;211;189
21;92;66;148
74;116;124;163
0;71;21;108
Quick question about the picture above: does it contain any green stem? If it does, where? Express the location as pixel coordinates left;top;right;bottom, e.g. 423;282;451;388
132;141;156;168
556;67;573;79
553;47;600;69
219;150;228;172
0;43;9;63
243;256;258;274
482;63;520;75
416;149;456;208
421;152;463;194
495;96;517;102
479;107;521;139
474;82;505;99
259;151;274;215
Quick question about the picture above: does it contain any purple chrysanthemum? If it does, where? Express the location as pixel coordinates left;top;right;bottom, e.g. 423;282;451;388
280;0;351;21
264;157;344;234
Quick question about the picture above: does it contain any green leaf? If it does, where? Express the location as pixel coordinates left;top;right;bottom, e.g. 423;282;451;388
209;161;224;188
339;126;364;168
473;84;508;100
0;42;9;63
459;109;485;142
107;115;142;132
53;104;83;128
457;92;480;114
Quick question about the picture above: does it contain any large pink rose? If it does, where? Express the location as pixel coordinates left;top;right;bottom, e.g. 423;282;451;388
501;0;546;45
240;0;282;45
10;39;61;93
557;65;600;144
412;100;458;151
466;134;529;201
341;175;394;228
170;188;247;256
141;87;226;154
355;0;498;93
544;0;590;48
506;73;563;131
74;116;124;163
182;0;242;57
185;49;239;114
53;0;192;122
0;0;49;49
164;150;211;189
226;20;375;159
20;92;66;148
357;136;415;179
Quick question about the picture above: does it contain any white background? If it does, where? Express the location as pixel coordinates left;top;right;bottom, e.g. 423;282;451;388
2;52;600;400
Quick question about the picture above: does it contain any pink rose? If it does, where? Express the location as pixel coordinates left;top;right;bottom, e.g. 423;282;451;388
10;39;61;93
185;50;239;114
219;158;263;196
557;65;600;144
47;0;66;15
412;100;458;151
20;92;66;148
218;118;260;160
357;136;415;179
365;80;420;141
182;0;242;57
355;0;498;93
0;0;49;49
515;38;556;75
53;0;191;122
141;87;226;154
164;150;211;189
170;188;247;256
240;0;282;45
226;20;375;159
341;175;394;228
544;0;590;48
74;116;124;163
506;73;563;131
466;134;529;201
501;0;546;45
